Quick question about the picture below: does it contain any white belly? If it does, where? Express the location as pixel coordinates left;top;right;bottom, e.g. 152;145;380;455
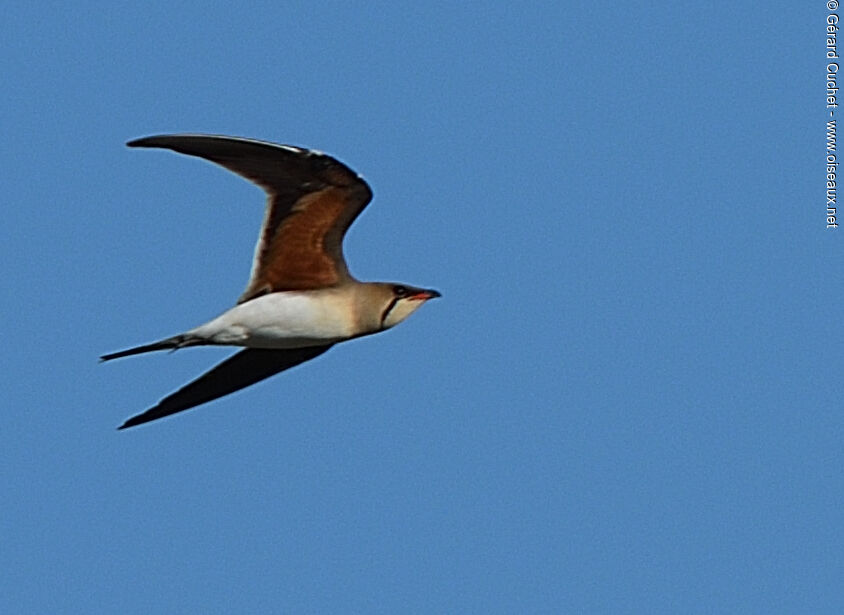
188;292;355;349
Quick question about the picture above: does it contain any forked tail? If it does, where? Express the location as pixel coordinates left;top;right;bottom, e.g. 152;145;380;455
100;334;202;362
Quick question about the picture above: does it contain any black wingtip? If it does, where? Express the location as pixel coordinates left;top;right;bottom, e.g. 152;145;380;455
117;415;143;430
126;137;150;148
127;135;174;148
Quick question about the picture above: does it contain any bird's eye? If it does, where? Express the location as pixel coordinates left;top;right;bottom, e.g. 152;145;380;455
393;285;408;297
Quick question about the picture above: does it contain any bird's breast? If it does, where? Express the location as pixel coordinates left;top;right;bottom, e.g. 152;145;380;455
192;291;359;349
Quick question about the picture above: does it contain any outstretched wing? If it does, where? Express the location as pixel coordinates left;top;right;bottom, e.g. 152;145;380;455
117;345;333;429
128;134;373;302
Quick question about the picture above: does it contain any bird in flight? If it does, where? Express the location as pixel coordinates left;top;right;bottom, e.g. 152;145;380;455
102;134;440;429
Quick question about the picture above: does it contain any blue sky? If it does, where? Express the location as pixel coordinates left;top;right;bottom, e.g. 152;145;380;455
1;2;832;613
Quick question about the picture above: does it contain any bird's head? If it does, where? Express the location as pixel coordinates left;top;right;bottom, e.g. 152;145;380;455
371;283;441;330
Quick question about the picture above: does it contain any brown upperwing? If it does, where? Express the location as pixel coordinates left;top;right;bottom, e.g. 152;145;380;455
127;134;373;302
